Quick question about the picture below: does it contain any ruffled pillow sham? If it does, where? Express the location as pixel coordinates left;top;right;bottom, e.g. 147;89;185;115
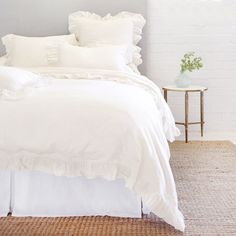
2;34;77;67
68;11;146;74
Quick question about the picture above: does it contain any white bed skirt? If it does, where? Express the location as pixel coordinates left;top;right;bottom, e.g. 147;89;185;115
0;171;142;218
0;171;11;216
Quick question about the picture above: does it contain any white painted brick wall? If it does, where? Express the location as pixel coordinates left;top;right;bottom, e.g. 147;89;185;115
146;0;236;134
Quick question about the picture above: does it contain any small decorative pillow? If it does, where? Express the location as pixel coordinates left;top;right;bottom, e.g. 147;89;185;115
52;43;130;72
0;66;41;91
2;34;77;67
68;11;146;74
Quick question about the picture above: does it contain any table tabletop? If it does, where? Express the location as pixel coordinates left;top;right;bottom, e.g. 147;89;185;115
162;85;208;92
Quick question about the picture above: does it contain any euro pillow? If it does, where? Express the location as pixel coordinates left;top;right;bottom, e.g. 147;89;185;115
69;17;133;47
53;43;130;72
0;66;41;91
68;11;146;73
2;34;77;67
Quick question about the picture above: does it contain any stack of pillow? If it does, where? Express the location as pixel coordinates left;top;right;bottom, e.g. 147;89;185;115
1;11;146;74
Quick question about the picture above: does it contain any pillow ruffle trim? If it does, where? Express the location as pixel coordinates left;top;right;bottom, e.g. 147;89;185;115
68;11;146;72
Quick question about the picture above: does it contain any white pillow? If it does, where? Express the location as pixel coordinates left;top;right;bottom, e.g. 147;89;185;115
53;43;129;72
70;17;133;47
2;34;77;67
0;66;41;91
68;11;146;73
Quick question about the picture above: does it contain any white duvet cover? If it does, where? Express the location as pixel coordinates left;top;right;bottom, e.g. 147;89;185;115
0;67;184;231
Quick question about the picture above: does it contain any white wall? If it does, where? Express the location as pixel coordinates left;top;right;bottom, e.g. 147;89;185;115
146;0;236;135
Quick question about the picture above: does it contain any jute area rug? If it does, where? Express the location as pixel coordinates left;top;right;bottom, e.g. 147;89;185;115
0;141;235;236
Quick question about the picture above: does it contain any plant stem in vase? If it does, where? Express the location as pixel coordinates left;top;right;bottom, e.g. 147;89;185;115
175;52;203;88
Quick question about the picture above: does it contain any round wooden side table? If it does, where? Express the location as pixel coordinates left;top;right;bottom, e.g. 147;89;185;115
162;85;208;143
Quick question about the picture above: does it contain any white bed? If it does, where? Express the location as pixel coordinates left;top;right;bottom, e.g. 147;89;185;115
0;67;184;231
0;1;185;232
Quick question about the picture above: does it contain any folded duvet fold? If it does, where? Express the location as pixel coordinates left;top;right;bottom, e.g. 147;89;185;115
0;68;184;231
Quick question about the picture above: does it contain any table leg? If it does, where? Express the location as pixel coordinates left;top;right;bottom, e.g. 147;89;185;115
164;90;168;102
200;91;204;137
185;92;189;143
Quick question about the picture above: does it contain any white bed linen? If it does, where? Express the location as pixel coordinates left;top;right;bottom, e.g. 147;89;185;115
68;11;146;73
0;171;11;216
0;68;184;231
11;171;141;217
54;44;129;72
0;66;41;91
2;34;77;67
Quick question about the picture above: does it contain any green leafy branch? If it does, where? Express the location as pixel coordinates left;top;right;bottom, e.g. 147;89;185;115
180;52;203;73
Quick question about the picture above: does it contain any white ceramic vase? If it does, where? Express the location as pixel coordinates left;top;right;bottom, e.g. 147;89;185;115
175;72;191;88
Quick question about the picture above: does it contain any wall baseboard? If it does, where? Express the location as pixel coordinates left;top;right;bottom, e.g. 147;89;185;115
176;132;236;145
